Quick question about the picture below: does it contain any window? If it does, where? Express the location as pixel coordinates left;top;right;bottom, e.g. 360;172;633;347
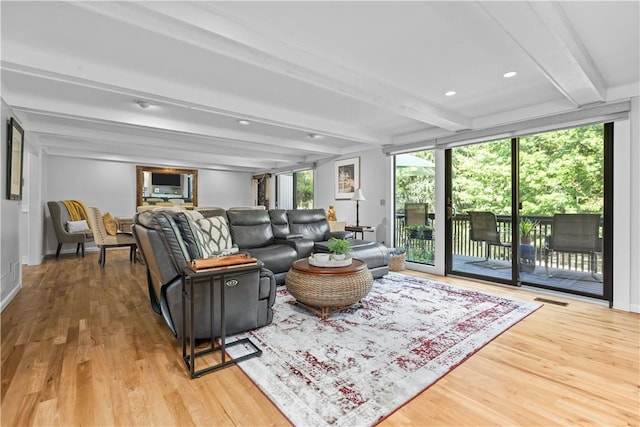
276;169;314;209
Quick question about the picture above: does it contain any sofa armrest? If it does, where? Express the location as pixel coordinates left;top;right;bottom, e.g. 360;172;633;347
278;233;304;240
276;237;314;259
328;231;354;239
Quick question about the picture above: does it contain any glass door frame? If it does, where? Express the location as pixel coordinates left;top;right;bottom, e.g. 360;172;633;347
444;140;520;287
444;124;613;305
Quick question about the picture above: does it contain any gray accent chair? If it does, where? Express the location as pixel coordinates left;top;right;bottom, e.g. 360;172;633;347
47;201;94;257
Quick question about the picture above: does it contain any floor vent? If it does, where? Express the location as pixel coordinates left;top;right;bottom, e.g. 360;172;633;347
534;297;569;306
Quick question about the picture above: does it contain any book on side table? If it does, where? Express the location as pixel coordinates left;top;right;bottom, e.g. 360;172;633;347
188;253;258;272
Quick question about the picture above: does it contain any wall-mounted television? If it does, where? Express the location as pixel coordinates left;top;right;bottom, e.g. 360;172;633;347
151;173;181;187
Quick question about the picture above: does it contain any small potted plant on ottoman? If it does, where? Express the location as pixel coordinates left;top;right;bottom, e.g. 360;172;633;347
327;237;352;261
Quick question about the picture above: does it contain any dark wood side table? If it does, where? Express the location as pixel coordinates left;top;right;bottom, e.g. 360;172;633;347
345;225;375;239
181;262;263;379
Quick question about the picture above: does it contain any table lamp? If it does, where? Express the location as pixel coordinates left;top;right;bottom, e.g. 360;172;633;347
351;188;366;227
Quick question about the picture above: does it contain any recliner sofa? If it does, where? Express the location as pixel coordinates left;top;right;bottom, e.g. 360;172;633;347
222;208;389;284
133;207;389;338
133;209;277;340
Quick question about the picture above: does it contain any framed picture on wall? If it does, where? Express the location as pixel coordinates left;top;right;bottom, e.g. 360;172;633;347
334;157;360;199
6;117;25;201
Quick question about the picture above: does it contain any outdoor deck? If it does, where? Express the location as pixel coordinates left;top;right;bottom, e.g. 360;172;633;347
395;214;604;297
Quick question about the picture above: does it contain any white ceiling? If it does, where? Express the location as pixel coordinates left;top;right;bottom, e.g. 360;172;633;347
1;1;638;173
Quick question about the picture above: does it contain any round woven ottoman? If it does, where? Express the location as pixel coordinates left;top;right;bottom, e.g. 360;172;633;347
286;258;373;319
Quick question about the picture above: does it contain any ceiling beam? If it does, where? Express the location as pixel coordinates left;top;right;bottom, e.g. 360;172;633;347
1;55;386;147
37;133;272;171
480;1;606;107
73;1;471;131
14;108;319;162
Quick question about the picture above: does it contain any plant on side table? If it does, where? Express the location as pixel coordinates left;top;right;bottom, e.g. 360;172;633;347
327;237;352;261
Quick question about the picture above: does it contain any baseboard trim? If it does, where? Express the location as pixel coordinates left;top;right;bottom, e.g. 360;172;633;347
1;282;21;312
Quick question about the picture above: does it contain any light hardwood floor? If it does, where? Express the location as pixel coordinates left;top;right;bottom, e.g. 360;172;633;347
2;250;638;426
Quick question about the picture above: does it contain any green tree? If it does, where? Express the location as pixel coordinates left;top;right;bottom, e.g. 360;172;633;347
399;124;604;218
295;170;314;209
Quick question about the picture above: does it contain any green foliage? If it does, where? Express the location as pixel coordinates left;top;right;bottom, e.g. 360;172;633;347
295;170;314;209
406;224;433;239
395;151;435;214
327;237;352;255
519;218;539;238
450;124;604;216
407;248;434;264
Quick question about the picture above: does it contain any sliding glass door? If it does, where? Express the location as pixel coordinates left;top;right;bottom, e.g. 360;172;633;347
446;123;611;301
393;151;436;266
449;138;515;284
276;169;314;209
517;125;607;297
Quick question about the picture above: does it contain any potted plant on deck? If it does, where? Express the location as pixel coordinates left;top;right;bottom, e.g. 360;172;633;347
519;218;539;273
519;218;539;244
327;237;352;261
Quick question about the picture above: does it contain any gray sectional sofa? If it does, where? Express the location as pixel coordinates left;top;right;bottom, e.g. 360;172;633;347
133;207;389;339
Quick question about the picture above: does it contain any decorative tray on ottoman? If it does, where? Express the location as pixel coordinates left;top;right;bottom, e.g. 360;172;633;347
308;253;353;268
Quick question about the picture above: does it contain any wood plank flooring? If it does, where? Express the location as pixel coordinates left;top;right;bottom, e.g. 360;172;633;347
2;250;638;426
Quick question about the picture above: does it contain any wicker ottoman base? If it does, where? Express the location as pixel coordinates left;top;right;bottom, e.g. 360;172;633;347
286;258;374;319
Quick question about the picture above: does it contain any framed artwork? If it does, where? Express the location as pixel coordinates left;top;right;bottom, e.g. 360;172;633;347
6;117;25;201
334;157;360;199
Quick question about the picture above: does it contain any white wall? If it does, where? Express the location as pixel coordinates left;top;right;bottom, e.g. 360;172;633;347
315;149;391;244
0;101;23;311
615;96;640;312
42;156;254;256
43;156;136;255
24;150;44;266
198;169;254;209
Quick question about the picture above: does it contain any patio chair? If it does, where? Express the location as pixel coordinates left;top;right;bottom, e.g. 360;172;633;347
467;211;511;268
404;203;429;228
544;213;602;281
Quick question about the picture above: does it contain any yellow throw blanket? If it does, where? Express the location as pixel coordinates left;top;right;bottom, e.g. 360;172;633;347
62;200;91;229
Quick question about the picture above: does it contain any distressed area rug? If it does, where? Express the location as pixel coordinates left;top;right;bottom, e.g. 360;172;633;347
228;273;540;427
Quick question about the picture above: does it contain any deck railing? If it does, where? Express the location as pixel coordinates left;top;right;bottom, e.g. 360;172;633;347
394;214;602;273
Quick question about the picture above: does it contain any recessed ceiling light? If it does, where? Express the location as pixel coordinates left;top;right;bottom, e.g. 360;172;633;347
135;100;152;109
307;133;322;140
236;119;251;126
445;91;456;97
503;71;518;78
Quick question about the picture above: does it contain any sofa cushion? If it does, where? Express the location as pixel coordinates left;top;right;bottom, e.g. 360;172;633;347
196;207;228;220
102;212;117;236
135;210;191;268
244;244;298;275
268;209;290;238
168;211;204;259
195;216;238;257
227;210;275;249
286;209;331;241
66;220;90;233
